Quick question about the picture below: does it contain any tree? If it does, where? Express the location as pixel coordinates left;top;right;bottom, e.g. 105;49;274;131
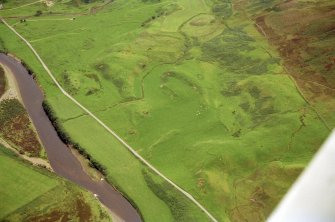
35;10;42;16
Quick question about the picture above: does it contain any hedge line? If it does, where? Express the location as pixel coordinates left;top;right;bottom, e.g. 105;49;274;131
43;101;144;220
0;38;8;54
42;100;107;175
21;61;35;76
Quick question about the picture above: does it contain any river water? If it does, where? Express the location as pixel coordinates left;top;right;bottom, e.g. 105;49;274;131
0;53;141;222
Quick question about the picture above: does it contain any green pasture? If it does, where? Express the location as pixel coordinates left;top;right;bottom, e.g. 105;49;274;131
0;147;57;219
0;0;333;221
0;146;112;221
0;0;102;17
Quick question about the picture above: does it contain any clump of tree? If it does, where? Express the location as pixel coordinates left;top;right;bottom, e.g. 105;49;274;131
141;11;164;27
20;61;35;76
72;142;106;175
42;101;70;143
35;10;43;16
0;38;8;53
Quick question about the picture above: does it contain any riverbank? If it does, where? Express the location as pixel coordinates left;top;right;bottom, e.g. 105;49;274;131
0;62;20;102
0;137;52;170
0;144;113;222
0;53;141;222
0;61;47;159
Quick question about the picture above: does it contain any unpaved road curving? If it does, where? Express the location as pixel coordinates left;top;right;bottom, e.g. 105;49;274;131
1;17;218;222
0;53;141;222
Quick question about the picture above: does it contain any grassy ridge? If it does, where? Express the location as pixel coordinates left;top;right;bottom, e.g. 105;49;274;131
0;145;112;221
0;0;333;221
0;7;182;220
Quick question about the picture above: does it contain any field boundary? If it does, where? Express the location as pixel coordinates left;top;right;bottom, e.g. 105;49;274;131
2;0;42;11
0;17;219;222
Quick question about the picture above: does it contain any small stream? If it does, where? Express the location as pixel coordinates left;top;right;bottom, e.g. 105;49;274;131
0;53;141;222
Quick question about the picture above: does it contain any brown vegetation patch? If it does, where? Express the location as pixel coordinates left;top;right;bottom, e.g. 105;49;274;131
0;99;42;156
76;197;92;221
252;1;335;125
197;177;206;193
229;161;304;222
27;210;70;222
229;165;302;221
2;113;42;156
232;0;249;11
276;0;297;11
21;192;95;222
254;2;335;88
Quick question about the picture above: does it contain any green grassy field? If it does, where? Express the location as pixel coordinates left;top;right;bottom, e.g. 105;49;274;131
0;0;334;221
0;145;112;221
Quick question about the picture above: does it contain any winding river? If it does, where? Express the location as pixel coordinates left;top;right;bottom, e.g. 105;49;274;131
0;53;141;222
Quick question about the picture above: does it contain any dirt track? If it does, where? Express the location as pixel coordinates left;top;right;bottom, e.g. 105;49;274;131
0;53;141;222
